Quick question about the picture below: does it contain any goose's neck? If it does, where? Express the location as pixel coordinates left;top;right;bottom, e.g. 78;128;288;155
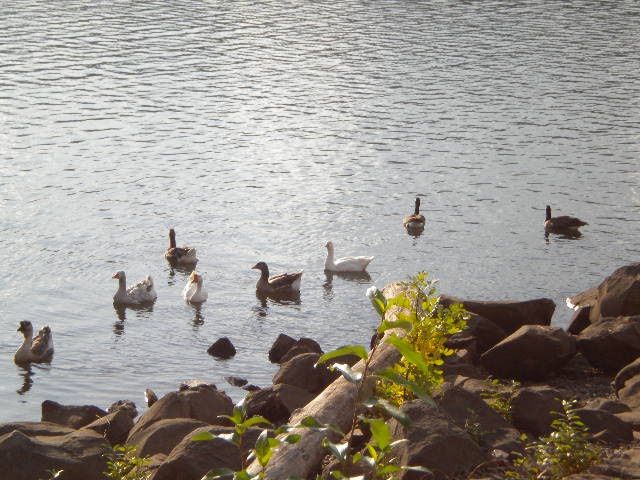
414;199;421;215
545;206;551;221
169;231;177;249
260;267;270;281
118;276;127;293
325;246;335;268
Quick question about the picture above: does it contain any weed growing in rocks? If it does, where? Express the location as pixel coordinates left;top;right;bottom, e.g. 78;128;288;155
506;400;601;479
103;444;151;480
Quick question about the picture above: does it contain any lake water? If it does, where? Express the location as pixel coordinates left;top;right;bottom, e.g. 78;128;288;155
0;1;638;423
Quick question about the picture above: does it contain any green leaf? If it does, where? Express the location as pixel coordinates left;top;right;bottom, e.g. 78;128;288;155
377;319;413;333
239;416;272;430
331;363;363;383
385;335;430;375
298;416;326;430
402;466;432;474
362;397;411;427
317;345;368;366
201;467;237;479
283;433;301;444
254;430;274;467
322;438;349;463
378;465;402;474
377;368;435;406
363;418;392;450
192;431;216;442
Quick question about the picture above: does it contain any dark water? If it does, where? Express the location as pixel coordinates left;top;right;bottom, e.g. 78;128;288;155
0;0;638;422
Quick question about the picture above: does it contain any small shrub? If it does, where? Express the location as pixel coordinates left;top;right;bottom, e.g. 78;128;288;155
506;400;600;479
103;444;151;480
481;378;519;421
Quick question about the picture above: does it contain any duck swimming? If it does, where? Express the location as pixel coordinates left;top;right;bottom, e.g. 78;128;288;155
403;197;426;231
112;271;157;305
544;205;587;232
252;261;303;295
14;321;54;364
324;241;374;273
183;271;208;303
165;228;198;265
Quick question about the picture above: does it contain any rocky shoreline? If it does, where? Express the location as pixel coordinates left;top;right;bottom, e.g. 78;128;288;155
2;263;640;479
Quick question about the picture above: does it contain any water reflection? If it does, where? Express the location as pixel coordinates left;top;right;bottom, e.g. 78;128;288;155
190;303;205;328
323;270;372;293
253;290;301;319
544;230;583;243
16;366;34;395
112;304;155;334
167;263;196;286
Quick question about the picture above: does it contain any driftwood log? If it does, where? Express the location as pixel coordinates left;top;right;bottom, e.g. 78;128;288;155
247;283;407;479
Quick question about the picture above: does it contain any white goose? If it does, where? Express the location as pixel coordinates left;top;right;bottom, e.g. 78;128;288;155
112;271;157;305
324;241;374;273
183;271;208;303
14;321;54;364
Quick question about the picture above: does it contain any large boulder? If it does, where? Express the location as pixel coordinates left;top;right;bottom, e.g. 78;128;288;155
245;384;315;425
151;425;262;480
389;400;488;479
41;400;107;429
576;316;640;372
279;338;323;364
510;386;565;437
440;296;556;335
575;408;634;445
0;422;73;438
207;337;236;359
567;306;592;335
589;445;640;479
82;408;134;446
272;352;334;394
268;333;296;363
568;263;640;323
0;427;109;480
434;385;522;454
618;374;640;410
480;325;576;381
614;357;640;393
128;418;209;458
127;384;233;441
445;313;507;360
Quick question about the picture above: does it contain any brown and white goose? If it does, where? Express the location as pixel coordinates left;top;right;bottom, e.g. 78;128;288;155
14;321;54;364
165;228;198;265
544;205;587;232
183;271;208;303
403;197;426;231
252;261;303;295
112;271;157;305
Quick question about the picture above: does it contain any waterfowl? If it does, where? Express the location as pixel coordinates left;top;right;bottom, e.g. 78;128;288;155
112;271;157;305
252;261;303;294
14;321;54;364
165;228;198;265
403;197;426;230
324;241;374;273
183;271;208;303
544;205;587;232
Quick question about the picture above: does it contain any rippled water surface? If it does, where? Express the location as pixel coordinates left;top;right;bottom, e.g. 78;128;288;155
0;1;639;422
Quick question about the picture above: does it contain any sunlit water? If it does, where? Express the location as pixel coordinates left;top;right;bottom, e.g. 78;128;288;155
0;1;638;422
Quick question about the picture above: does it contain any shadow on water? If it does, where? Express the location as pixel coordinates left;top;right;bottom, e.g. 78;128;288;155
544;229;583;243
323;270;372;292
112;303;155;335
189;303;205;328
253;290;301;319
166;263;197;286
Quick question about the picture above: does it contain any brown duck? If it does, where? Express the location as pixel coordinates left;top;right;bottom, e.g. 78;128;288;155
544;205;587;232
252;261;303;294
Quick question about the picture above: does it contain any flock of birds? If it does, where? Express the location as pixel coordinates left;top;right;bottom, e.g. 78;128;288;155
13;199;587;365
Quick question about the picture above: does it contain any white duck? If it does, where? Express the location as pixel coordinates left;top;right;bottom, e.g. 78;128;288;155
112;271;157;305
14;321;54;364
183;271;208;303
165;228;198;265
324;241;374;273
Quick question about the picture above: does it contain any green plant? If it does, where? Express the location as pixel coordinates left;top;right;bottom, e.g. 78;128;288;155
372;272;468;405
39;469;63;480
506;400;600;479
481;378;519;421
103;444;151;480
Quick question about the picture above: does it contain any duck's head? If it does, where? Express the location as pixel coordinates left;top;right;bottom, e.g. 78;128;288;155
252;262;269;274
17;321;33;335
112;271;125;280
325;241;334;250
189;271;201;283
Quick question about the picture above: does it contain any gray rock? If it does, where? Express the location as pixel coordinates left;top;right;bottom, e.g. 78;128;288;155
82;408;134;446
577;316;640;372
207;337;236;359
480;325;576;381
128;418;209;458
511;386;564;437
268;333;296;363
272;352;334;394
41;400;107;429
